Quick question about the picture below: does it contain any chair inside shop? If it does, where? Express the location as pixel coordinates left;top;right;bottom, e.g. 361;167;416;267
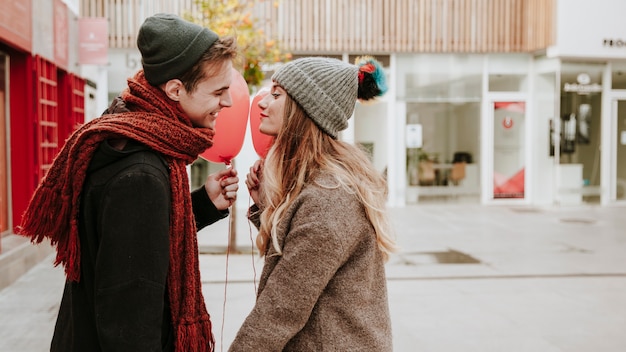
418;160;436;186
449;162;466;185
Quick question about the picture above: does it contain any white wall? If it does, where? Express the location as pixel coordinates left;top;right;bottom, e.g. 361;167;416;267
108;49;143;97
530;58;560;205
551;0;626;60
355;102;388;172
31;0;54;62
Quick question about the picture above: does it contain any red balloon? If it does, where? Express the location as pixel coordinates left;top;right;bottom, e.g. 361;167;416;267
200;68;250;165
249;87;274;158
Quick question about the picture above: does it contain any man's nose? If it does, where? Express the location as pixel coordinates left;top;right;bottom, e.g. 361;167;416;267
221;90;233;108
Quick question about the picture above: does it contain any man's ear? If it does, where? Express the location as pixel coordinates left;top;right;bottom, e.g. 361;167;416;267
162;79;184;101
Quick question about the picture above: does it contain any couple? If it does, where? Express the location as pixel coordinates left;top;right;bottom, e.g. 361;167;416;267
19;13;396;352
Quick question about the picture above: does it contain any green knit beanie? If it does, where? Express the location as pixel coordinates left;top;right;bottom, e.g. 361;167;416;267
137;13;218;86
272;57;359;138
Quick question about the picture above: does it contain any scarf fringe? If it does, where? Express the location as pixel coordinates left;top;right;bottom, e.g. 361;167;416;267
175;317;215;352
17;184;81;281
18;184;66;244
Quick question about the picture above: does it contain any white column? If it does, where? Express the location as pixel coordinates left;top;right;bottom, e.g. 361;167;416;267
387;54;406;207
96;65;109;119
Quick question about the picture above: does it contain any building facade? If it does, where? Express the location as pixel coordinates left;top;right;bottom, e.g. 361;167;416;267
1;0;92;246
87;0;626;208
3;0;625;288
0;0;102;288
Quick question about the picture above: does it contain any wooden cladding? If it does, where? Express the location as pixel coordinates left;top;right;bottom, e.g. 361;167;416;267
80;0;200;48
81;0;554;53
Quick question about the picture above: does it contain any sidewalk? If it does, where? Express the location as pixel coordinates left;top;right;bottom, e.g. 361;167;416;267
1;203;625;351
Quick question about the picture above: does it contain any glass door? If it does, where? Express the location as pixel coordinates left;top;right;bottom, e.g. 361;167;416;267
484;100;527;203
613;99;626;202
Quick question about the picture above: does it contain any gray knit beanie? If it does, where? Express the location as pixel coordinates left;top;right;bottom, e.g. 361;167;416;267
137;13;218;86
272;57;359;138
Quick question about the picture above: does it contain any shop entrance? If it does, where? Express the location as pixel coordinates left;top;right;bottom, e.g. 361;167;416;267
556;62;604;205
611;98;626;202
483;98;528;204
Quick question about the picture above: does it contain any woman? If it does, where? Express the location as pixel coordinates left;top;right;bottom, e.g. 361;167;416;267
230;57;397;351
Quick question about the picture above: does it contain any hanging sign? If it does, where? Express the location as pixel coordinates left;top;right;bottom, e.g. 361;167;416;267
78;18;108;65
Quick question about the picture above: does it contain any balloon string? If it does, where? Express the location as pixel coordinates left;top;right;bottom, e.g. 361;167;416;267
221;208;232;352
248;195;258;293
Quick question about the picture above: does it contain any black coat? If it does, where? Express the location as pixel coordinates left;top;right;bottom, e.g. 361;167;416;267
50;139;227;352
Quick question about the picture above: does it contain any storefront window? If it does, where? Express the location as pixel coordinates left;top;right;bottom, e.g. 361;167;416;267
397;54;483;101
398;54;482;202
405;102;480;197
559;62;604;203
616;101;626;201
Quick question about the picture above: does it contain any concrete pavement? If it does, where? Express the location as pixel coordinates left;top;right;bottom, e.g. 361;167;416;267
1;203;626;351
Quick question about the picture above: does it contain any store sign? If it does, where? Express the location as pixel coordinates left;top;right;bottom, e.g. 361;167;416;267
603;38;626;48
563;73;602;94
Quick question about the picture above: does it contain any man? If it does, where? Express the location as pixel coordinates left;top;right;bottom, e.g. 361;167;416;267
18;13;239;351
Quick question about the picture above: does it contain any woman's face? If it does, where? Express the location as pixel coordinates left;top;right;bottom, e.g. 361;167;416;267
177;60;234;129
257;82;286;136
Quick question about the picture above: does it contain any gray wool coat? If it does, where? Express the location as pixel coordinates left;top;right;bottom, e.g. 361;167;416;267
229;176;393;351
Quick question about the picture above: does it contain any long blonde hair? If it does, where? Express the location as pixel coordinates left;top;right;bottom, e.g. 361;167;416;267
257;96;397;260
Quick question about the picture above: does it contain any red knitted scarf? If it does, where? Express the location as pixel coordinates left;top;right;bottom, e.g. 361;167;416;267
18;71;216;351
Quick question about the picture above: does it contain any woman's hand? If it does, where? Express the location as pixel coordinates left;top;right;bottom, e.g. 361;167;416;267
245;159;264;205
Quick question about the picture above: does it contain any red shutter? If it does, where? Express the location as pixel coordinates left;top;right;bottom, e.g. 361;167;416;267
59;72;85;144
70;75;85;131
34;56;59;180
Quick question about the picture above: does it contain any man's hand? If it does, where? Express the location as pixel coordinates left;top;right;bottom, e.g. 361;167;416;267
205;168;239;210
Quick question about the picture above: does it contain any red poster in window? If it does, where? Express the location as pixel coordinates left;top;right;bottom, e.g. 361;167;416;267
78;18;108;65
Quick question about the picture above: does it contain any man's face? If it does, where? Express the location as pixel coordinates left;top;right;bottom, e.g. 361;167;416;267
178;60;233;129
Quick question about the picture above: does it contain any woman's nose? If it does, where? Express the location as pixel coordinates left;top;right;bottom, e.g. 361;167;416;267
258;93;270;109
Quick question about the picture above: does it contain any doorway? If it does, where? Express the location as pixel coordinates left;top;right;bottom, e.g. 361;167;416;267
557;62;605;204
492;102;526;200
483;98;528;204
611;98;626;202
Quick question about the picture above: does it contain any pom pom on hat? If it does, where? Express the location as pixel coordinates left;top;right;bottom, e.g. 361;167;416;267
137;13;218;86
272;56;387;138
355;56;388;101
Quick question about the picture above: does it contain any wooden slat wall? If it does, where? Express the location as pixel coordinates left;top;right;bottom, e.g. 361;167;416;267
81;0;199;48
80;0;554;53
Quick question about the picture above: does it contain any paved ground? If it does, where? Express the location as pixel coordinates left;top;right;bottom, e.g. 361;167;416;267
1;203;626;351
